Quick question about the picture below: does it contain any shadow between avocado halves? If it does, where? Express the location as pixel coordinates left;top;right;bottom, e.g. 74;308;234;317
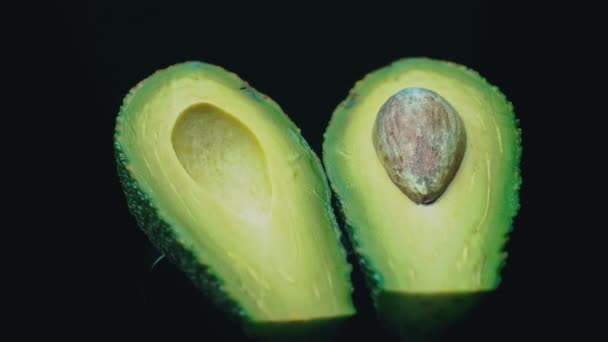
376;290;491;341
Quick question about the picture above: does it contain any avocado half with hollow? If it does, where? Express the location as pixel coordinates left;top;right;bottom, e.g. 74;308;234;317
323;58;521;337
114;62;355;329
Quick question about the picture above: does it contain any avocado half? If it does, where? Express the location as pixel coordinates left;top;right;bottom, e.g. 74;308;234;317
114;62;355;329
323;58;521;337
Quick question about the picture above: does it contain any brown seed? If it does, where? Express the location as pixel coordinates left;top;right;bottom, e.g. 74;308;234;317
373;87;466;204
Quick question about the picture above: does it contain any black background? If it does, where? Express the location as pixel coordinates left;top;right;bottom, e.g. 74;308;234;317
22;1;585;340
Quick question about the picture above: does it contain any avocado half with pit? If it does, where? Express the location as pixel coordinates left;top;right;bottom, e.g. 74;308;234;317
114;62;355;336
323;58;521;338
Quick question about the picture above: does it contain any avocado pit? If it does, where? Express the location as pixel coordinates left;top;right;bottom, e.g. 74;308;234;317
372;87;466;204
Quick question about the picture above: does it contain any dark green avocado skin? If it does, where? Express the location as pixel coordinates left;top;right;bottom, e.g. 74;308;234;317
112;64;249;320
114;138;246;320
114;95;351;341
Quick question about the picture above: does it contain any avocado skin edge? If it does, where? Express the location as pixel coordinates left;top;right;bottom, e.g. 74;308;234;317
113;63;250;321
323;57;522;334
114;61;354;326
115;135;249;320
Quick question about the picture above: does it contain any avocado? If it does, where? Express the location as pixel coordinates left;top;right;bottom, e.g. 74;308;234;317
323;58;521;337
114;62;355;326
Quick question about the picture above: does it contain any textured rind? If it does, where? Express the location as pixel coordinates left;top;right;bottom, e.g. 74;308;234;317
331;193;384;296
114;142;245;319
114;61;353;321
323;57;522;298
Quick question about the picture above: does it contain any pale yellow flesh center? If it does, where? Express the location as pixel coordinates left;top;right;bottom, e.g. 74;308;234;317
172;103;272;223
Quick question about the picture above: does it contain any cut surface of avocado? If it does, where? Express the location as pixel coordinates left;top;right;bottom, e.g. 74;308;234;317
324;58;521;295
114;62;354;322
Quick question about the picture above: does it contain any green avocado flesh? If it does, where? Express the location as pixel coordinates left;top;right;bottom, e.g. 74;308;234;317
324;58;521;295
114;62;354;322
